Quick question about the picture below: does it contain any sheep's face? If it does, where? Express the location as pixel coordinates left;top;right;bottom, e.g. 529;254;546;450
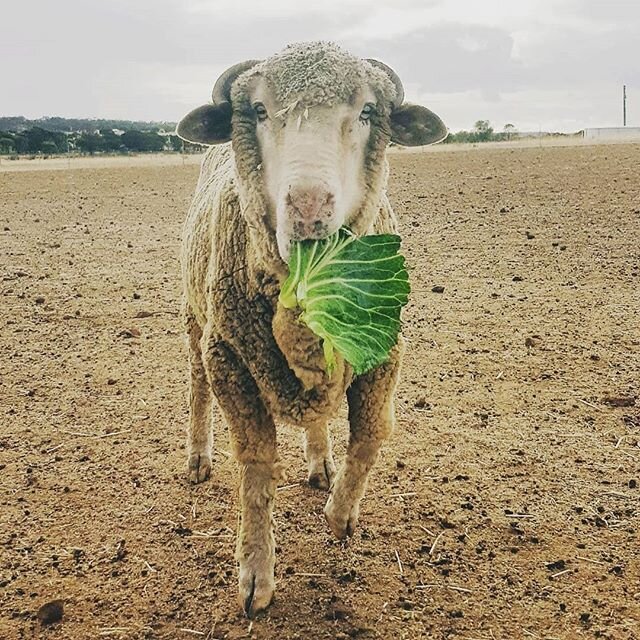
177;43;448;264
246;76;379;261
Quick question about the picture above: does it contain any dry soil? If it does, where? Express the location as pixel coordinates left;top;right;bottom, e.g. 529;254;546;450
1;143;639;640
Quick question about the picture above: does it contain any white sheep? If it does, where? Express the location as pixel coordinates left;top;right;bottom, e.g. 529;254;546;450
177;41;446;617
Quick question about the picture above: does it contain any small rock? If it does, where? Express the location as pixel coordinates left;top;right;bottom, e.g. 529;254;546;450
37;600;63;625
431;285;445;293
133;292;141;300
173;525;192;537
325;604;350;621
526;231;535;239
337;569;356;583
107;378;117;386
628;479;637;489
35;296;45;305
602;396;635;408
112;540;127;562
134;310;153;318
118;328;141;339
512;276;523;282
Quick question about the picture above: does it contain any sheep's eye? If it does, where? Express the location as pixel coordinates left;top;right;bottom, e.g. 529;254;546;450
359;103;375;122
253;102;268;122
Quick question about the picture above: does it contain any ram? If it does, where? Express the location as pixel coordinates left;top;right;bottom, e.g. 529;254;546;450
177;41;446;617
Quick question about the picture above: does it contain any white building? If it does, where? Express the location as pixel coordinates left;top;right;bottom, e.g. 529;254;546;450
583;127;640;140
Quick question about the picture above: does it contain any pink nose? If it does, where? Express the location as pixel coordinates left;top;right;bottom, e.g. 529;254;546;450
287;184;334;221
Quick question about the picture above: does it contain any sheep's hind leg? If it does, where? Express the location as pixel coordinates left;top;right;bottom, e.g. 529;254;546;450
204;338;278;618
186;315;213;484
324;347;402;539
303;422;336;490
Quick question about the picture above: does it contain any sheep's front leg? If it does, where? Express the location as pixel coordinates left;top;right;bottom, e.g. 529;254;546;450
236;459;278;618
204;338;278;618
303;422;336;490
324;346;402;538
186;314;213;483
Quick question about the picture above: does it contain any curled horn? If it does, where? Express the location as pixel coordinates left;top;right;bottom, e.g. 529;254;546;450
211;59;262;104
366;59;404;109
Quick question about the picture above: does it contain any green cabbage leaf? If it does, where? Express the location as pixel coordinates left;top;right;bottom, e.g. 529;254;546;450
279;228;410;375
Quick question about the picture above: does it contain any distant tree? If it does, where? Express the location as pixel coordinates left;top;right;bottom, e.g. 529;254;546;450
120;130;146;152
442;129;476;144
473;120;494;142
100;128;124;152
120;130;165;152
0;117;28;132
0;133;15;154
24;127;49;153
168;135;183;152
41;140;58;155
503;123;517;141
76;132;104;154
13;133;29;154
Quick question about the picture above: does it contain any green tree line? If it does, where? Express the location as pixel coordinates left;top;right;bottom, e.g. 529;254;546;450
0;116;176;133
0;119;526;155
0;127;202;155
442;121;518;144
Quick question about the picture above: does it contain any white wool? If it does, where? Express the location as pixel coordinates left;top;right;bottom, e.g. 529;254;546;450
236;41;396;109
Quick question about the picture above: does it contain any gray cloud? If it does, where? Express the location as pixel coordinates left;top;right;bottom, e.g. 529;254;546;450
348;25;524;94
1;0;638;130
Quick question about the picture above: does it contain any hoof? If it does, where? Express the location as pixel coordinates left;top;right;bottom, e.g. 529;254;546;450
187;451;212;484
308;457;336;491
324;494;359;540
238;562;275;619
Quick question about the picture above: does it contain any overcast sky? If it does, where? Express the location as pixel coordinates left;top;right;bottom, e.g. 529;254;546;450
2;0;638;132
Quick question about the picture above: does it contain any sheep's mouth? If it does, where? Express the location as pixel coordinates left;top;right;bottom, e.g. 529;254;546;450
291;219;332;241
276;219;343;263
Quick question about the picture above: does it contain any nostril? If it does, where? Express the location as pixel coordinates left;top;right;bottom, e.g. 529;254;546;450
286;184;334;220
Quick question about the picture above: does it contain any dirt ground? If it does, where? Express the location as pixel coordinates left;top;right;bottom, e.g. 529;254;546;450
1;143;638;640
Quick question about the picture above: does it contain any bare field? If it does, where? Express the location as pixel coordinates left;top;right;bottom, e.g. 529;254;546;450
1;144;639;640
0;154;203;173
0;136;636;174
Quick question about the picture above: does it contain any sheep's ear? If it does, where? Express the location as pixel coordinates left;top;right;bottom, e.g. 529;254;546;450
390;104;448;146
176;103;232;145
